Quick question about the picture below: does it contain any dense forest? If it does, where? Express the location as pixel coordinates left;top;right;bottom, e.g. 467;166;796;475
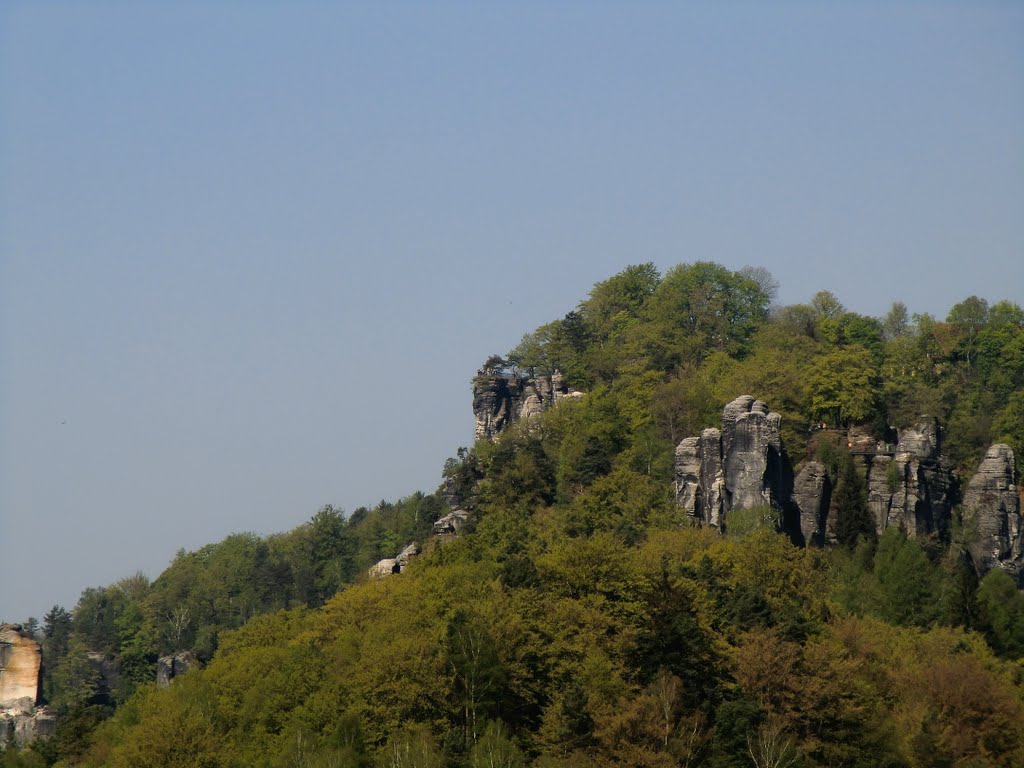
4;262;1024;768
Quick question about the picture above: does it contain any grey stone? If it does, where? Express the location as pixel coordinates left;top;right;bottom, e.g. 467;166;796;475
473;368;582;440
396;542;420;569
896;417;941;460
674;437;702;519
156;652;196;687
433;509;470;536
793;461;831;546
368;559;400;579
674;396;785;533
698;428;725;528
965;444;1022;580
861;418;956;539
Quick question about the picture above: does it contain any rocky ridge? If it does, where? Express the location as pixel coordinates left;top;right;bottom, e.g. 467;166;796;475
673;397;1020;580
473;369;582;440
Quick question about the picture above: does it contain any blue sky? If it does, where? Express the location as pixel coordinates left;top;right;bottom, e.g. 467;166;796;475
1;2;1022;621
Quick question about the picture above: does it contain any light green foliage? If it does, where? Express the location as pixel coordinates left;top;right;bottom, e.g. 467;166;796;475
993;390;1024;467
723;505;777;538
810;290;845;319
636;262;771;368
577;263;660;344
809;344;878;425
471;721;527;768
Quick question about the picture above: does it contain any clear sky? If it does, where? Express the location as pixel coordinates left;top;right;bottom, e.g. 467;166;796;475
1;2;1022;622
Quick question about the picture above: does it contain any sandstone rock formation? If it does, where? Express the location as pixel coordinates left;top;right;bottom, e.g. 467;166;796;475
675;396;786;531
863;417;956;538
964;444;1023;580
473;369;582;440
0;624;53;748
433;509;470;536
0;705;56;748
368;558;400;579
674;403;962;547
368;542;423;580
793;461;831;546
156;651;196;687
0;625;40;711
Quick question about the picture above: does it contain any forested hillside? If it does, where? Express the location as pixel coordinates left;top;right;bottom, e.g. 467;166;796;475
5;262;1024;768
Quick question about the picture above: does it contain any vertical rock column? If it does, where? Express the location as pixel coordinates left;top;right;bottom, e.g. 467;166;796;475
965;444;1023;581
674;395;785;532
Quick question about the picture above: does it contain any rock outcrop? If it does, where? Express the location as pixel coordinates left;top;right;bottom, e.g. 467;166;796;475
473;369;582;440
156;651;196;687
0;624;53;748
793;461;831;546
964;444;1023;580
369;542;423;580
433;509;470;536
1;705;56;748
0;625;40;711
863;418;956;538
675;396;786;531
675;403;962;546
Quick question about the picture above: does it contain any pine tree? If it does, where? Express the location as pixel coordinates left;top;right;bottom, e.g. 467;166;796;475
833;454;875;549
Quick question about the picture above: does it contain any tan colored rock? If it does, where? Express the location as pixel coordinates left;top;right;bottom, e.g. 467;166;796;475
0;625;40;711
368;558;399;579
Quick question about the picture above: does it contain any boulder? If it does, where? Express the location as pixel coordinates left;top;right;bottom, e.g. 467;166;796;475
722;396;783;513
964;444;1022;580
368;558;400;579
396;542;420;569
433;509;470;536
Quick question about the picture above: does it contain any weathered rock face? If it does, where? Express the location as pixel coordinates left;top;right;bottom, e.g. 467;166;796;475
964;444;1023;580
675;396;785;532
793;461;831;547
864;417;956;538
156;652;196;687
0;625;40;711
368;558;399;579
0;625;52;748
674;403;958;545
433;509;470;536
473;369;582;440
1;705;56;748
674;437;702;518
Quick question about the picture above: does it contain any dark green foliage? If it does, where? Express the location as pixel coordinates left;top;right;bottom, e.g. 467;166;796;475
872;528;941;627
709;698;764;768
976;570;1024;659
634;569;723;709
833;453;874;549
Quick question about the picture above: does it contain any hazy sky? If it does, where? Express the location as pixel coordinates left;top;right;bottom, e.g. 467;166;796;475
1;2;1022;621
